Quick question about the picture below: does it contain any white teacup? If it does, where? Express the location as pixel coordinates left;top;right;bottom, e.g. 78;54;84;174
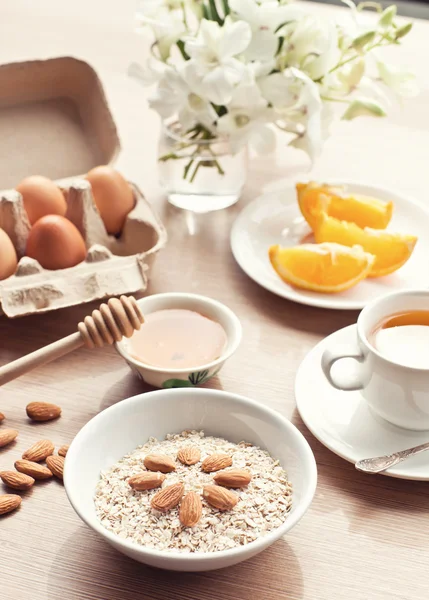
321;290;429;431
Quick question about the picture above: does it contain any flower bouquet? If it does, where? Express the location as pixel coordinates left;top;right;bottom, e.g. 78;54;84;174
134;0;415;210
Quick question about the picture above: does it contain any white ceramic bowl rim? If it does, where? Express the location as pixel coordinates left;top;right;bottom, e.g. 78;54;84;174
115;293;243;374
64;389;317;563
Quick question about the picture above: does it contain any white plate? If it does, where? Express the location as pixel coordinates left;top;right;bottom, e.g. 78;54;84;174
231;181;429;310
295;324;429;480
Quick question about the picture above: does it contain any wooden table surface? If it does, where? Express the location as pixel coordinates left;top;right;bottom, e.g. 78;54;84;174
1;2;429;599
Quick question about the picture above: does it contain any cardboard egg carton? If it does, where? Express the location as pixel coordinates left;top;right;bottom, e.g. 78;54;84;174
0;56;167;317
0;180;166;317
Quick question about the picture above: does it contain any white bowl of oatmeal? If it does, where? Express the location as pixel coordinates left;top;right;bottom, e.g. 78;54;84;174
64;388;317;571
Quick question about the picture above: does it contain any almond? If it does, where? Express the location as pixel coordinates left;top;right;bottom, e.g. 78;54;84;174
0;470;34;491
128;472;165;491
46;455;64;480
177;446;201;466
179;491;202;527
15;460;53;480
144;454;176;473
26;401;61;422
58;444;69;457
0;494;21;516
151;482;184;512
203;485;238;511
201;453;233;473
213;468;252;488
0;429;18;448
0;412;5;423
22;439;54;462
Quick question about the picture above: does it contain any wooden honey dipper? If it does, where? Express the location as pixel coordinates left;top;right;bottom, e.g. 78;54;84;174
0;296;144;386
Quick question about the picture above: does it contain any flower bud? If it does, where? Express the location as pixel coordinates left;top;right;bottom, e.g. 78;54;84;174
352;31;377;50
342;98;386;120
378;6;397;28
395;22;413;40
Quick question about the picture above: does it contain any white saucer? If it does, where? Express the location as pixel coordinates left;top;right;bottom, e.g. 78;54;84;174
295;324;429;480
231;181;429;310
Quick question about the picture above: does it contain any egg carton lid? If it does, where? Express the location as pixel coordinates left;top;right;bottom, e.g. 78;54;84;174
0;56;120;188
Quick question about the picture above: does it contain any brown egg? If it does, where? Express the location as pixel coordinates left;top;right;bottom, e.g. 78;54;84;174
0;228;18;280
86;166;134;235
26;215;86;270
16;175;67;225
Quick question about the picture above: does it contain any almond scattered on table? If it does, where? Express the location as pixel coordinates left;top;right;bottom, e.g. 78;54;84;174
26;401;61;422
151;482;184;512
58;444;69;457
0;412;5;423
22;439;54;462
203;485;238;511
179;491;202;527
144;454;176;473
46;455;64;480
201;453;233;473
213;468;252;488
0;470;34;491
0;494;22;516
15;460;53;480
128;472;165;491
0;429;18;449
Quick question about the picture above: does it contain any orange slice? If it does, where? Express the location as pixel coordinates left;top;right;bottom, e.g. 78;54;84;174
268;243;375;293
296;182;393;230
314;214;417;277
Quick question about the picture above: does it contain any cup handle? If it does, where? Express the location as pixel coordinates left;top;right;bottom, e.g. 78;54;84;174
321;341;365;391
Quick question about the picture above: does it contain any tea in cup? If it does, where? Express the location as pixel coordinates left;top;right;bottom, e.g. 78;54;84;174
322;290;429;430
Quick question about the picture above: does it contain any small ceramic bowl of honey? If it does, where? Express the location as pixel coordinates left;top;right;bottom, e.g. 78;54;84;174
115;293;242;388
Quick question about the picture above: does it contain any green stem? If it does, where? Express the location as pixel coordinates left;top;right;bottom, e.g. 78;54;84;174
328;37;389;75
208;0;222;23
221;0;230;16
202;2;210;19
183;159;196;180
176;40;190;60
189;161;202;183
206;146;225;176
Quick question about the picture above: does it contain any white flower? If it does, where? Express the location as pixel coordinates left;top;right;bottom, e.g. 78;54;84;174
136;2;186;60
259;68;324;160
376;61;418;98
321;58;365;96
149;66;217;131
184;18;252;105
229;0;303;61
283;16;341;81
217;83;276;153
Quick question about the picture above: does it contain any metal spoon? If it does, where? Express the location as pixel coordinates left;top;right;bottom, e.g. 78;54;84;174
355;441;429;474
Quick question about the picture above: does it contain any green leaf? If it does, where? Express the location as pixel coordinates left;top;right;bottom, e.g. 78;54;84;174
162;379;194;389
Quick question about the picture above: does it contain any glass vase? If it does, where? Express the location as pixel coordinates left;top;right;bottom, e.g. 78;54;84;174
158;121;248;213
